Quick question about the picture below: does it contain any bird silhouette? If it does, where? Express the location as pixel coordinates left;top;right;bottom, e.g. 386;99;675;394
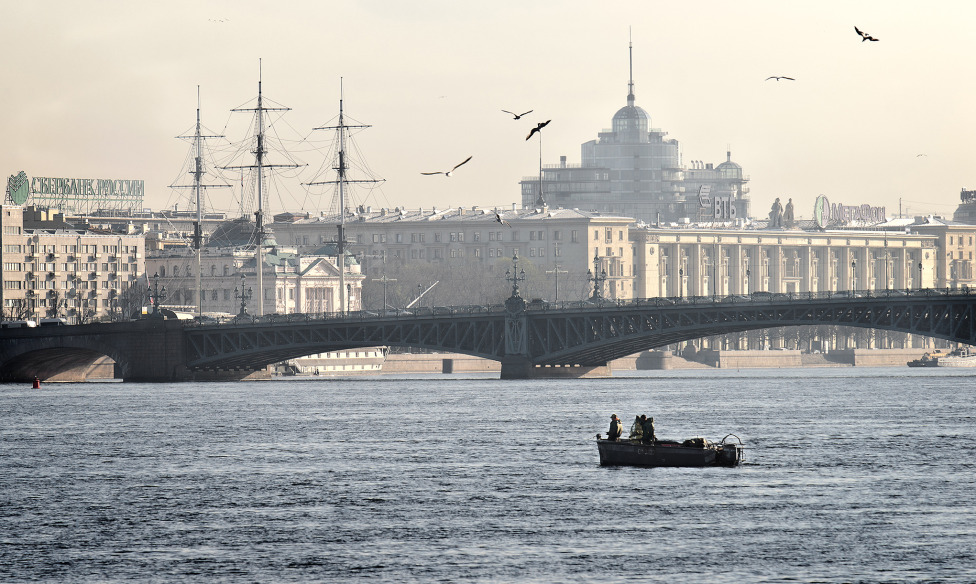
494;212;512;228
502;109;533;120
421;156;473;176
855;26;879;42
766;76;795;81
526;120;551;141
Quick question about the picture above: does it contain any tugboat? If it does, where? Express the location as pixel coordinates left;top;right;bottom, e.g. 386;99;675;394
596;434;744;468
908;347;976;368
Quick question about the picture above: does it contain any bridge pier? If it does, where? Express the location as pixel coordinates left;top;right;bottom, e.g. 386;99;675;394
500;358;612;379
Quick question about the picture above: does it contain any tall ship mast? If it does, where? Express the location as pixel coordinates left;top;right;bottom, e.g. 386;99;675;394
222;61;300;316
306;79;385;315
171;86;229;318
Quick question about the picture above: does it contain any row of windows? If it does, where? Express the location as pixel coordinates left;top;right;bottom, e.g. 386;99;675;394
342;230;583;245
3;280;121;290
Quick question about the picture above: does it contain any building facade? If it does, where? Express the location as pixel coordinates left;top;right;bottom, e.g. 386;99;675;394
145;218;364;317
1;205;146;323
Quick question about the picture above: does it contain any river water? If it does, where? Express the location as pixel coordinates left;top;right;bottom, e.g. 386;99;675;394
1;367;975;583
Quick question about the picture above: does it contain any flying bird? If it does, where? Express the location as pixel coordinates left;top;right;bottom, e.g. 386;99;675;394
502;109;533;120
855;26;879;42
526;120;551;141
766;76;795;81
494;212;512;228
421;156;473;177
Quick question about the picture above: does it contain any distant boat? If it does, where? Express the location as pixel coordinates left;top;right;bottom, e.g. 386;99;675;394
596;434;743;467
908;347;976;368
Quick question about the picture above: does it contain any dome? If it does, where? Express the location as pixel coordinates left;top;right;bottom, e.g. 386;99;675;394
612;104;650;122
611;104;650;137
205;217;277;248
716;151;742;179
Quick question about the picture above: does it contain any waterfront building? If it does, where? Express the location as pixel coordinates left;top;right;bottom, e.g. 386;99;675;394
145;217;364;316
0;204;146;323
519;43;750;223
270;205;638;305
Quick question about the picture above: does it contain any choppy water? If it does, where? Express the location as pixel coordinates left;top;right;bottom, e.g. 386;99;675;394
2;367;975;583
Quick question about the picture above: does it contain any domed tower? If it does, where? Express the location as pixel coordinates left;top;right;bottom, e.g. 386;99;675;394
579;37;683;221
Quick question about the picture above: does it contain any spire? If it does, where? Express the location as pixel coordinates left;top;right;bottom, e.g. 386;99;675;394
627;27;635;107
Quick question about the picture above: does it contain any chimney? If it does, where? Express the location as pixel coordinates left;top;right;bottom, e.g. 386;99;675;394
560;155;567;168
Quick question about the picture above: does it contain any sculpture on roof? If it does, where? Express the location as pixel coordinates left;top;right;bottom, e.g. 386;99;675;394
768;198;783;229
783;198;795;228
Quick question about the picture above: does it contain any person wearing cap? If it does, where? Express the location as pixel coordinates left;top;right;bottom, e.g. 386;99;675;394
607;414;623;441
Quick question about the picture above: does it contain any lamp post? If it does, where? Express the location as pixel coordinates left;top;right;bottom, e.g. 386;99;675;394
918;261;923;289
678;267;684;298
746;268;751;295
234;273;252;318
851;259;857;292
586;252;607;300
148;272;166;317
505;251;527;300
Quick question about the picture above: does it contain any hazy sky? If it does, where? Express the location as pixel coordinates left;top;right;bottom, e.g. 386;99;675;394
3;1;975;221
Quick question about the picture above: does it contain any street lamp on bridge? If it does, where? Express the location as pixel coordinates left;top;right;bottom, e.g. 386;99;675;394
586;251;607;300
235;273;252;318
851;259;857;292
148;273;166;317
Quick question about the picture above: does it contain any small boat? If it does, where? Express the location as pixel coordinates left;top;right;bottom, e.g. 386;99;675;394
596;434;744;468
908;347;976;368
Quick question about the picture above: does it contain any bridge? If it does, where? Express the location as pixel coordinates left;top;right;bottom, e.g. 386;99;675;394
2;288;976;382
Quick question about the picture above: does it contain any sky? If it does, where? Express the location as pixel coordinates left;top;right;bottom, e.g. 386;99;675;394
3;0;976;222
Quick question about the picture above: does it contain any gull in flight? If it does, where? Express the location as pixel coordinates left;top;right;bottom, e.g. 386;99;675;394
766;76;795;81
421;156;473;177
526;120;551;141
502;109;533;120
494;212;512;228
855;26;879;42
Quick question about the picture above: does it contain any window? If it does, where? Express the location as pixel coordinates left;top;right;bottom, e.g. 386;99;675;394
554;230;561;241
607;247;612;257
538;247;545;257
529;248;536;257
619;230;624;241
489;232;496;241
395;233;402;243
605;228;612;242
530;231;537;241
512;231;520;241
571;230;579;243
434;233;442;243
357;234;364;244
473;232;481;242
489;248;495;258
594;230;599;241
474;248;481;258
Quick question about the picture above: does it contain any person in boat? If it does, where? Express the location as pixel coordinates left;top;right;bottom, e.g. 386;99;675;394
641;416;656;444
607;414;623;441
629;415;643;441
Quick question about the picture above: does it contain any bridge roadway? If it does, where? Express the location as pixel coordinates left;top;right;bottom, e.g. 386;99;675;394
2;289;976;382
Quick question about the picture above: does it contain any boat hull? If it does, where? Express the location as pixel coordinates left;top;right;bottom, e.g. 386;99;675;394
597;439;742;468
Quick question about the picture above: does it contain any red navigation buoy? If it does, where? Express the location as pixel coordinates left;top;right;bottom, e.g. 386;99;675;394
32;376;40;389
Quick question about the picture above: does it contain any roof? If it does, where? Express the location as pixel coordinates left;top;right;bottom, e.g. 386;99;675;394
274;206;636;226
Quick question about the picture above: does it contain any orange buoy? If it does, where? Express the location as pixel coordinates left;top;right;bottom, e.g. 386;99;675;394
32;377;40;389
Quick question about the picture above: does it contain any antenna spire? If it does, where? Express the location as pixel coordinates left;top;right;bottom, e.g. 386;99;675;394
627;27;635;106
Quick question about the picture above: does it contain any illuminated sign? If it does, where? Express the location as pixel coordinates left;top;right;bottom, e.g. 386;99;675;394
813;195;886;229
697;185;737;220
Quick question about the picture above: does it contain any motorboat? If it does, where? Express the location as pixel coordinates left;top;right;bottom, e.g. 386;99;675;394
596;434;743;467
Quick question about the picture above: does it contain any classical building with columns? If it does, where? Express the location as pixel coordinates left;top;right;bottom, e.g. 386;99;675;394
632;223;940;299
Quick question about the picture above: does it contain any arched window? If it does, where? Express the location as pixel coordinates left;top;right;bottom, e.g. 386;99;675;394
173;265;180;277
211;265;217;277
223;265;230;276
159;266;165;277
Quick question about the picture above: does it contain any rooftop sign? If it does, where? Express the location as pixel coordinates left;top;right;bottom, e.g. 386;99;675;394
813;195;885;229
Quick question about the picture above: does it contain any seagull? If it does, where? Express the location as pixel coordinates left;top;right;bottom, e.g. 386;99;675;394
766;76;795;81
855;26;879;42
526;120;551;141
421;156;473;176
502;109;533;120
494;212;512;228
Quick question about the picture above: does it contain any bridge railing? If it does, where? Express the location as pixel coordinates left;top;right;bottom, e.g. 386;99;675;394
175;287;975;328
